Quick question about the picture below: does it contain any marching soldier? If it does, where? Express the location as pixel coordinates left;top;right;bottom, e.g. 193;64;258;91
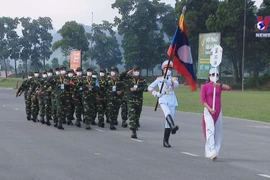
50;67;59;125
66;69;75;125
120;65;148;138
82;68;99;130
44;69;53;126
30;70;41;122
96;68;108;128
91;70;99;125
44;66;71;130
16;72;33;120
36;70;48;124
72;67;84;127
106;67;124;130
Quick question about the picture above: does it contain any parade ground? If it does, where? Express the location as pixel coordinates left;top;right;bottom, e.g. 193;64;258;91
0;88;269;180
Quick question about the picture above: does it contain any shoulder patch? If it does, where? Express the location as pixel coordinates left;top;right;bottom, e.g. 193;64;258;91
172;77;178;82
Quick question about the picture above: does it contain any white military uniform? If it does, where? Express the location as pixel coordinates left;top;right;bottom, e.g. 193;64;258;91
148;61;179;128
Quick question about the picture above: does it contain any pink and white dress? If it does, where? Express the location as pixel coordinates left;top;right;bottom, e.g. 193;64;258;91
201;82;232;158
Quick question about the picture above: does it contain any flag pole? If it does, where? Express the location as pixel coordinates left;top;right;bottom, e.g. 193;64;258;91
154;6;186;111
154;57;174;111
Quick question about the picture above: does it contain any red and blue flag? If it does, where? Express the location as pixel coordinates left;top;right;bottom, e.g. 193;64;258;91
167;14;197;91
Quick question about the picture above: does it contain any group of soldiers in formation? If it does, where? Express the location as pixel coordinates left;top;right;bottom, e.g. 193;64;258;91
16;65;148;139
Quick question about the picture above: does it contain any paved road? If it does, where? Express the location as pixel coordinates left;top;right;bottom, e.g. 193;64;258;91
0;88;269;180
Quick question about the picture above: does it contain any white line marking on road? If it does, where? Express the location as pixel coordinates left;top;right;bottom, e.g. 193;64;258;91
95;128;104;132
14;108;19;110
258;174;270;179
250;126;270;129
181;152;199;157
2;105;6;107
131;139;143;142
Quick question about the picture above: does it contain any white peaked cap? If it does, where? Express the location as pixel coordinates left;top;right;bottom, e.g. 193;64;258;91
209;68;219;74
161;60;173;69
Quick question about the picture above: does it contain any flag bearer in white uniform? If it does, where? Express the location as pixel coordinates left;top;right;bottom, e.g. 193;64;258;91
148;60;179;148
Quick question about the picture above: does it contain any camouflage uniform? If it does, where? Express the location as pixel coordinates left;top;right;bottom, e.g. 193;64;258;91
29;70;41;122
82;68;98;130
72;67;84;127
91;70;99;125
35;70;48;124
66;69;75;125
96;68;108;128
120;91;128;127
16;73;33;120
45;67;71;130
43;69;54;126
106;67;124;130
50;68;60;124
120;65;148;138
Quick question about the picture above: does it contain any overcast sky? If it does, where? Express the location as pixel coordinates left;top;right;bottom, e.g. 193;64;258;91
0;0;263;31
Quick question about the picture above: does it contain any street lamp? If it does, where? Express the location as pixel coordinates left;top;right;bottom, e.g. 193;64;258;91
242;0;247;91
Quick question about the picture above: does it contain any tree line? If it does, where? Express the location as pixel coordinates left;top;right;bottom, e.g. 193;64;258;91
0;0;270;87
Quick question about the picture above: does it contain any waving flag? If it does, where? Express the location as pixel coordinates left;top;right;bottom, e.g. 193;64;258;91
167;11;197;91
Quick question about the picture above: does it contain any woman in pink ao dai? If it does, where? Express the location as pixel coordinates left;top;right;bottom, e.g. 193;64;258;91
201;68;232;161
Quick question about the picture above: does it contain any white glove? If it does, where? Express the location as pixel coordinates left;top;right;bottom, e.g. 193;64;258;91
152;91;163;98
156;92;163;98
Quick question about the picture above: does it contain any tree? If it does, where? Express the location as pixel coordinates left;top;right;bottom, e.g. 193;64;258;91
20;17;40;73
6;17;21;77
205;0;257;83
45;63;51;70
112;0;170;75
52;21;89;58
158;3;178;41
62;60;69;68
37;17;53;69
90;20;122;69
0;17;12;77
51;57;60;69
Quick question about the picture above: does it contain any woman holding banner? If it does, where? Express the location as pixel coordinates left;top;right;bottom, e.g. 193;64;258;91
201;68;232;160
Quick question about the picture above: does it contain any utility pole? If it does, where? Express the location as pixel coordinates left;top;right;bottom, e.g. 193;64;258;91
90;12;94;67
241;0;247;91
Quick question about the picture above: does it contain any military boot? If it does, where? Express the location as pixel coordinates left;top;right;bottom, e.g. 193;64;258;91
32;116;37;122
40;116;45;124
110;122;116;130
75;119;81;127
163;128;171;148
166;115;178;134
85;124;91;130
57;121;64;130
98;121;105;128
46;117;51;126
27;114;31;121
91;120;97;125
67;120;74;125
63;119;67;124
131;129;137;139
121;121;128;128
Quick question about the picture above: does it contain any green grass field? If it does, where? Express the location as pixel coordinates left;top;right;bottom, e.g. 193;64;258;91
1;78;269;122
0;78;24;88
143;86;270;123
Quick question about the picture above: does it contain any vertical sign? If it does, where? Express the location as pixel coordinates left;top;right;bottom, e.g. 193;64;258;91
70;50;81;71
197;32;221;79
